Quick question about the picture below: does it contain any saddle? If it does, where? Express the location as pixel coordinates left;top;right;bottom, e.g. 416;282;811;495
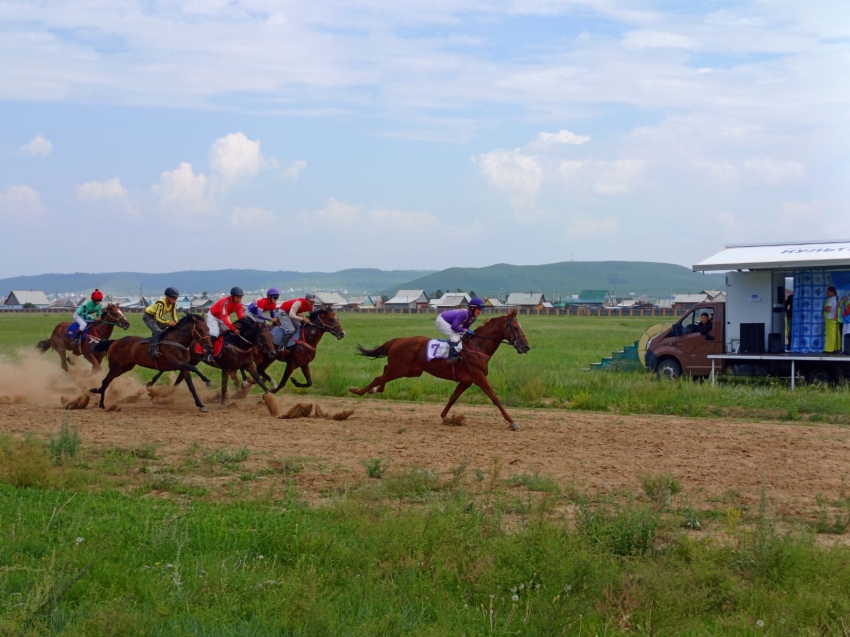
426;339;452;361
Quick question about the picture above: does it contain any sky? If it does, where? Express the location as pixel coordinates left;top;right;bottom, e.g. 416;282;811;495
1;0;848;278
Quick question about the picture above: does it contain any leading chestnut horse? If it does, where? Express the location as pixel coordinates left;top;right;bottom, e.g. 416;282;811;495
36;304;131;374
348;310;530;430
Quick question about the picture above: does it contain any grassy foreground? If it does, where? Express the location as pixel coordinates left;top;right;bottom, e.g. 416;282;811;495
2;427;850;637
5;312;850;422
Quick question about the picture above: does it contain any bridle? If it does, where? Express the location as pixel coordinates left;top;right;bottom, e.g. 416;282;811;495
468;317;523;349
310;311;345;339
98;306;130;329
178;317;212;346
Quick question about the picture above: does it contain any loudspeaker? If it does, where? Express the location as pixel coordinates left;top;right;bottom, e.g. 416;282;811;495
768;333;783;353
740;323;765;354
844;333;850;355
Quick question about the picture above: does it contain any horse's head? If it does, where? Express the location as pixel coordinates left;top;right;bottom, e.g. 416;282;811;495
102;303;131;330
180;312;212;347
503;310;530;354
257;323;277;358
310;307;345;340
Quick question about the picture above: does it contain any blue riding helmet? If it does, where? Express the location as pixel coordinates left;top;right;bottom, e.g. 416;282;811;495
267;287;280;298
468;297;485;309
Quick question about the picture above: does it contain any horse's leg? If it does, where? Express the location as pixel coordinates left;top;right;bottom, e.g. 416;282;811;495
220;368;229;405
90;364;133;409
239;369;249;388
290;364;312;389
468;370;519;430
174;368;207;413
56;341;69;372
273;361;297;394
147;370;165;387
257;359;275;389
441;382;472;419
349;362;415;396
245;364;271;394
82;348;101;376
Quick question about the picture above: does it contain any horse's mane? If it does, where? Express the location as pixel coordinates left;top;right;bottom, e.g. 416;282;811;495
308;307;331;321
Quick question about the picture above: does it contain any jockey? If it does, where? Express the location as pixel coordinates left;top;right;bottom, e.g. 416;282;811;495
435;297;485;362
73;289;104;344
278;292;319;346
144;287;179;357
247;287;280;323
206;287;245;360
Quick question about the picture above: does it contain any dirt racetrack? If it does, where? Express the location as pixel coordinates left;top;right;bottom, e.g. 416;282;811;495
2;382;849;518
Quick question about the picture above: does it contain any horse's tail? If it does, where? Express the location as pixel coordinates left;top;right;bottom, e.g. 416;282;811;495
91;340;114;354
355;341;392;359
36;339;51;352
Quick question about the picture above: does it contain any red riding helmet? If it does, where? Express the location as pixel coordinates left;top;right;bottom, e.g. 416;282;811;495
91;289;104;302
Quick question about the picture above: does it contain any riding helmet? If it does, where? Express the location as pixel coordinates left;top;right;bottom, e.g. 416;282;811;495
164;287;179;298
305;292;318;301
469;297;485;309
267;287;280;297
91;289;104;302
230;286;244;296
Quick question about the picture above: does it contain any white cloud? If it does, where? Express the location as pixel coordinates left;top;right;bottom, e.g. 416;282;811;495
622;30;698;50
779;198;823;234
0;185;45;217
208;132;263;183
558;159;646;195
231;206;275;227
742;157;805;188
20;134;53;157
154;162;210;212
282;160;307;181
315;197;359;227
76;177;127;201
473;148;542;198
533;129;591;146
311;197;467;235
370;207;440;231
76;177;139;215
567;215;620;238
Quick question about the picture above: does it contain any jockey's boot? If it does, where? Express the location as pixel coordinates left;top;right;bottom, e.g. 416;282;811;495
149;331;164;358
203;337;222;364
447;343;462;362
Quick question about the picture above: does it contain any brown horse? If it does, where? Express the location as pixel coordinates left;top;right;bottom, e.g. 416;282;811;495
348;311;530;430
204;317;277;404
36;304;131;374
248;308;345;392
89;314;213;412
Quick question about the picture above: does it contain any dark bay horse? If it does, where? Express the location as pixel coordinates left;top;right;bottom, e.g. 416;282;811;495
348;311;530;430
249;308;345;393
204;317;277;404
37;304;130;374
89;314;213;412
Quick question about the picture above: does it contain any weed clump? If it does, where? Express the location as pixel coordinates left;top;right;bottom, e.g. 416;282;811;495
641;473;682;509
577;503;660;556
363;457;390;479
48;414;80;463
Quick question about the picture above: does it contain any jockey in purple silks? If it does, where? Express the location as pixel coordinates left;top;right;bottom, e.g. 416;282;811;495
435;297;485;362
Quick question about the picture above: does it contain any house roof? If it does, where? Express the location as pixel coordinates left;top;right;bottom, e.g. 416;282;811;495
430;293;470;307
4;290;50;306
314;292;347;306
672;293;709;304
693;239;850;272
347;295;375;305
386;290;428;304
49;298;77;308
484;297;504;307
577;289;609;303
505;292;546;306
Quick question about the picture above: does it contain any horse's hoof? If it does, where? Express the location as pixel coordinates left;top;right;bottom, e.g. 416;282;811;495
509;422;521;431
369;387;378;394
205;381;214;388
199;406;208;413
241;381;249;389
270;381;277;390
348;387;360;395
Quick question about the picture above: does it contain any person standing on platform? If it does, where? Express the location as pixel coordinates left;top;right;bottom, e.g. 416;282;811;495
823;286;841;353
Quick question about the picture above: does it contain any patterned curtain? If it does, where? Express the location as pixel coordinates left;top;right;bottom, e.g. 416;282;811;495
790;270;825;353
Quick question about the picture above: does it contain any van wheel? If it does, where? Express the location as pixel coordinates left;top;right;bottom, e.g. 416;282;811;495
656;358;682;380
804;365;834;386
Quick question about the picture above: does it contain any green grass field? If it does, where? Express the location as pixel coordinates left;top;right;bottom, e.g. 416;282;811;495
4;314;850;635
5;312;850;422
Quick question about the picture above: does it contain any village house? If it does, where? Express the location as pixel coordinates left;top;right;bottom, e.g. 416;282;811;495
505;292;548;311
2;290;50;309
345;295;376;309
314;292;348;308
385;290;429;310
429;292;470;310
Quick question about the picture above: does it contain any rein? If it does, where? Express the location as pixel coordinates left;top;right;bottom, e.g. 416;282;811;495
468;318;519;347
311;313;343;337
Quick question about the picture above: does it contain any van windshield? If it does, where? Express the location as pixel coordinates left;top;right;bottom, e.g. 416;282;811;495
681;308;714;336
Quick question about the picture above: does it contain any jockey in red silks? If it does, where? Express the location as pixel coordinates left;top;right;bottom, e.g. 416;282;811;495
73;289;104;344
247;288;280;323
278;292;318;346
206;287;245;359
435;297;485;362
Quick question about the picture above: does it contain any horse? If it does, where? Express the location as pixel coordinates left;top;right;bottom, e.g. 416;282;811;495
89;314;213;412
203;316;277;404
348;310;530;430
36;304;131;374
247;308;346;393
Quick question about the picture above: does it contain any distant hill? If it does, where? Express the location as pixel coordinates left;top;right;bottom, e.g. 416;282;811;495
383;261;723;301
0;269;435;297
